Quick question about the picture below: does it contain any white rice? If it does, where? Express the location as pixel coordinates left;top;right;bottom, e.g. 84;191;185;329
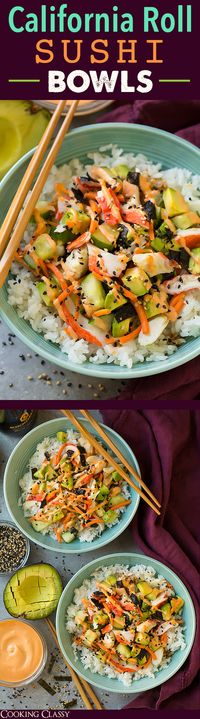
8;145;200;367
19;430;130;542
66;563;186;686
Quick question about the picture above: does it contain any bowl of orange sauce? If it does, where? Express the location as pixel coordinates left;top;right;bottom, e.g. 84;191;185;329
0;619;47;687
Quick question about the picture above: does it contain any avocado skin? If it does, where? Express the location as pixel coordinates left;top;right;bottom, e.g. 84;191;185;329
4;563;62;620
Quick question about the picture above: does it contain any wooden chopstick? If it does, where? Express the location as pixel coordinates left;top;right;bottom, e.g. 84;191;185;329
62;410;160;516
80;409;161;508
0;99;79;288
46;618;103;710
0;100;67;258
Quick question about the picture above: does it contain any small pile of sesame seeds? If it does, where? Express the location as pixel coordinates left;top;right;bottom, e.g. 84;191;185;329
0;524;27;573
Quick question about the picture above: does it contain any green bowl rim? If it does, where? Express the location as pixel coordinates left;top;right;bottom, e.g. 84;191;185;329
0;122;199;378
3;416;140;554
56;550;196;694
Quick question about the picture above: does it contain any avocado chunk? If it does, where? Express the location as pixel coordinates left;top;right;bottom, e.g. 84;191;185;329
122;267;152;296
113;616;125;629
84;629;98;645
75;610;88;626
110;493;126;506
103;509;118;523
161;603;171;621
131;645;141;658
116;643;131;659
112;470;122;483
137;581;152;596
57;431;67;442
112;164;129;179
24;253;37;270
151;236;165;252
93;611;108;626
144;291;168;319
0;100;50;180
92;223;119;251
135;632;149;646
106;574;117;586
189;248;200;274
105;288;126;312
81;273;106;316
50;225;75;244
146;588;159;601
163;188;189;217
173;211;200;230
3;563;62;619
62;530;76;543
96;485;109;501
112;316;131;338
35;233;56;260
170;597;184;614
62;208;90;235
36;281;53;307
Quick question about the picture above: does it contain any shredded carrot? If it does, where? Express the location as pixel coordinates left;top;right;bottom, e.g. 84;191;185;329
84;518;103;527
89;218;98;234
119;326;141;344
46;490;57;503
149;220;155;242
108;500;131;510
119;285;137;303
134;300;149;335
93;309;112;317
170;291;185;308
48;262;67;290
101;623;113;635
61;303;102;346
66;231;91;252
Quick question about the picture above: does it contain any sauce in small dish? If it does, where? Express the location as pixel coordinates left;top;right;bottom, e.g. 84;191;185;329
0;620;47;686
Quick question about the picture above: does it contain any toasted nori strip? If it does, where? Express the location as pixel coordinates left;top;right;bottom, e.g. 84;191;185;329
127;170;140;186
31;467;38;478
153;610;163;620
38;679;56;695
117;224;129;247
113;302;136;323
179;247;189;270
144;200;156;221
72;187;86;203
168;249;180;261
139;648;148;661
54;675;72;682
130;593;140;606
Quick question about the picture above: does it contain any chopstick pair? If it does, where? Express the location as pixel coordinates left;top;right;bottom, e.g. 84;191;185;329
0;99;79;288
62;409;161;515
46;618;103;710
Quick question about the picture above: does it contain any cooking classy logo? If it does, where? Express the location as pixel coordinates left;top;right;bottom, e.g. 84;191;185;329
6;2;194;96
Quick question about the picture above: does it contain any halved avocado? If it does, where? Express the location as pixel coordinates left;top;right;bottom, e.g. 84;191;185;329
4;563;62;620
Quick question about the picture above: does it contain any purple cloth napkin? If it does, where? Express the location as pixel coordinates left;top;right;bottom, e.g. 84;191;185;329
102;408;200;710
100;101;200;399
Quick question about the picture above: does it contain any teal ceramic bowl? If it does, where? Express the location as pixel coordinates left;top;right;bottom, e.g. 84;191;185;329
56;552;196;694
0;123;200;379
3;417;140;553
